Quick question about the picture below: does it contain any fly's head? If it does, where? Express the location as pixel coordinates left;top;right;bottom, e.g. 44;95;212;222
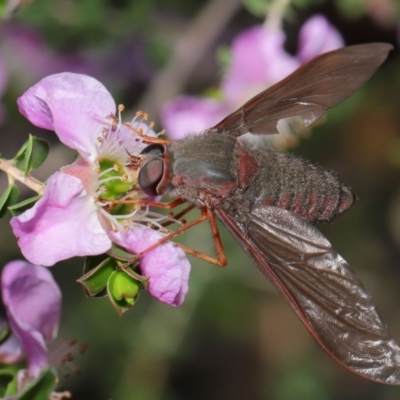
128;143;170;197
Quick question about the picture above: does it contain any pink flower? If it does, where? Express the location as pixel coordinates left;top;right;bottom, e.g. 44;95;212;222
11;73;190;306
221;26;299;106
161;15;344;140
162;96;229;140
297;14;344;62
110;228;190;306
0;260;61;379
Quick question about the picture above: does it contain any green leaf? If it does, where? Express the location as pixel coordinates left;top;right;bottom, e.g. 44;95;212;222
0;365;18;397
0;184;19;218
0;0;7;17
14;135;49;174
8;195;41;216
242;0;273;17
14;368;57;400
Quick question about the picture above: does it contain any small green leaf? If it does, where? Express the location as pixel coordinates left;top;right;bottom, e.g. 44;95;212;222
0;364;18;397
242;0;273;17
0;0;6;17
0;184;19;218
14;367;57;400
8;195;41;216
14;135;49;174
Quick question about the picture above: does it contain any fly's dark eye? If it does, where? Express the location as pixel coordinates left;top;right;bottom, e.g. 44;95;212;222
140;143;165;156
138;159;164;196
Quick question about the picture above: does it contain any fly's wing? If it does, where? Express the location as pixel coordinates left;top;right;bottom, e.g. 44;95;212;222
209;43;392;137
215;206;400;384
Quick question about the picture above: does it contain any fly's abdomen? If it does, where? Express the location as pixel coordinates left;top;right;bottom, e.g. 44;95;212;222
247;149;356;223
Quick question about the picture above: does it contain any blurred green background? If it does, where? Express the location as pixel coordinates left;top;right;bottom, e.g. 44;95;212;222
1;0;400;399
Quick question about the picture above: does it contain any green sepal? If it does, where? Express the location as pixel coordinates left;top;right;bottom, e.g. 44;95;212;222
13;367;57;400
78;255;117;297
107;243;135;262
107;270;140;315
106;245;148;286
14;135;49;174
8;195;41;216
0;184;19;218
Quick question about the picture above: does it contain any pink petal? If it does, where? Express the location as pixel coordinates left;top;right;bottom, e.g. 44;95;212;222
110;227;191;306
297;14;344;62
0;320;23;364
11;172;111;266
221;26;299;104
17;73;116;159
1;261;61;377
161;96;228;140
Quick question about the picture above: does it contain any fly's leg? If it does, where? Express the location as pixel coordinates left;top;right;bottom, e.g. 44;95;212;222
123;207;227;268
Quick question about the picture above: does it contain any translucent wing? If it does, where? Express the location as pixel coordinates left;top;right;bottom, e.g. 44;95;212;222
215;206;400;384
209;43;393;137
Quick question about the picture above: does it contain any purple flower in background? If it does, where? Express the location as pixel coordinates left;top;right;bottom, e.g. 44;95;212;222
297;14;344;62
11;73;191;306
161;14;344;140
162;96;229;140
0;260;61;380
221;26;299;106
0;25;88;88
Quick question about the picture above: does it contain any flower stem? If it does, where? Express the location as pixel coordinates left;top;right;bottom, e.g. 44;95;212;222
0;158;45;195
264;0;290;31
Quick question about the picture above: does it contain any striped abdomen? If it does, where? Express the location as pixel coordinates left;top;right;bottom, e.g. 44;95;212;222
244;147;356;223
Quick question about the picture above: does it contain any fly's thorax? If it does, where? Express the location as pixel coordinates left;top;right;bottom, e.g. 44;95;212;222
167;134;241;206
240;143;356;223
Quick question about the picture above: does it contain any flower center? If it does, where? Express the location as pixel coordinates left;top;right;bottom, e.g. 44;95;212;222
97;158;132;201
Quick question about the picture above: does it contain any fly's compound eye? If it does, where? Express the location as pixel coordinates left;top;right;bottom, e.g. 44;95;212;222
138;159;164;196
140;143;165;156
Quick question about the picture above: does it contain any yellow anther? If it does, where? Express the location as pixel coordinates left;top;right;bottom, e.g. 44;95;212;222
118;104;125;112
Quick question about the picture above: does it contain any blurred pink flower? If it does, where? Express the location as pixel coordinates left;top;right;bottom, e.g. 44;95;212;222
161;14;344;140
221;26;299;105
0;260;61;379
11;73;191;306
297;14;344;62
162;96;229;140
